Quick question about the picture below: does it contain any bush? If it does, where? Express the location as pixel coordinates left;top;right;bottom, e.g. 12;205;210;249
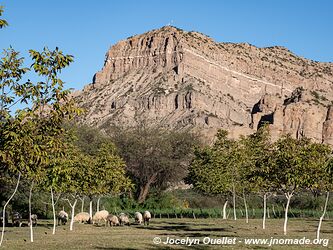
144;192;183;210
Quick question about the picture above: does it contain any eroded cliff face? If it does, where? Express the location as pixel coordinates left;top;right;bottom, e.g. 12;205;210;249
73;26;333;144
251;88;332;143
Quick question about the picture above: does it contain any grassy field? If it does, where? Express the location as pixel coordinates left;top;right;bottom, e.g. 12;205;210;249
1;218;332;249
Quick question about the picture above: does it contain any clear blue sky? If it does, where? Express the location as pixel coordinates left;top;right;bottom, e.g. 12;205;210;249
1;0;332;91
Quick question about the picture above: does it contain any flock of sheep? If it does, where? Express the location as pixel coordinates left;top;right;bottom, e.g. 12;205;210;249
58;210;152;227
1;210;152;228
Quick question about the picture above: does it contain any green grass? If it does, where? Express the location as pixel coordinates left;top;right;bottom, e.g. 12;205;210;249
1;218;333;249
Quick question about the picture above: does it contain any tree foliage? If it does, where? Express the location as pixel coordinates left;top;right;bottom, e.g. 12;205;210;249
242;125;273;193
188;129;244;195
111;124;199;203
0;6;7;29
269;135;331;194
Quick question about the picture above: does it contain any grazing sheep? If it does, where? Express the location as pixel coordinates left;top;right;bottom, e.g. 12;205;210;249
106;214;119;227
57;210;68;225
118;213;130;226
28;214;38;227
143;211;151;226
74;212;90;223
134;212;143;224
92;210;109;226
12;212;22;227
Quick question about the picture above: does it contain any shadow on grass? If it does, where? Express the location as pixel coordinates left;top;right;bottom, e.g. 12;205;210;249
174;232;235;238
161;221;214;227
94;245;213;250
93;224;109;228
94;247;138;250
321;229;333;234
148;246;212;250
138;225;228;232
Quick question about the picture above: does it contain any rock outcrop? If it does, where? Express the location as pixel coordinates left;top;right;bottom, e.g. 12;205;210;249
73;26;333;144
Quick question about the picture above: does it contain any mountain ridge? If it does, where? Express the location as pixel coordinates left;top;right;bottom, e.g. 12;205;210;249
73;26;333;144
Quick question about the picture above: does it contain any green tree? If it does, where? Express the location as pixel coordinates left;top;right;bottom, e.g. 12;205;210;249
68;123;109;215
0;47;76;243
46;145;91;231
270;135;331;235
46;142;132;231
0;46;29;244
0;6;79;243
112;124;198;203
91;143;133;211
188;130;245;220
242;125;273;229
303;144;332;240
68;124;132;219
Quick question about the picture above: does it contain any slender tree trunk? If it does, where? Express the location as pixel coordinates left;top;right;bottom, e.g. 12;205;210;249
316;191;330;240
67;199;78;231
243;189;248;223
232;183;237;220
0;173;21;247
80;197;85;212
50;187;56;235
284;192;293;235
222;200;228;220
28;182;34;243
263;193;267;229
89;198;92;223
272;204;276;218
96;197;101;212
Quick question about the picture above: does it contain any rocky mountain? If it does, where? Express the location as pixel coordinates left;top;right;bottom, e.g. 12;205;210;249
73;26;333;144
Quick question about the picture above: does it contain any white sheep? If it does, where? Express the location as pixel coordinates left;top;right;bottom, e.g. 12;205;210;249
92;210;109;226
134;212;143;224
28;214;38;227
57;210;68;225
118;213;130;226
74;212;90;223
143;211;151;226
107;214;119;226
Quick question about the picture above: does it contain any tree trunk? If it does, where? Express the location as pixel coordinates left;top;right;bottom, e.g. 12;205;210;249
28;182;34;243
243;189;248;223
79;197;85;212
138;173;158;203
0;172;21;247
232;183;237;220
316;191;329;240
272;204;276;218
263;193;267;229
96;197;101;212
68;199;77;231
50;187;56;235
138;183;150;203
284;192;293;235
89;199;93;222
222;200;228;220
